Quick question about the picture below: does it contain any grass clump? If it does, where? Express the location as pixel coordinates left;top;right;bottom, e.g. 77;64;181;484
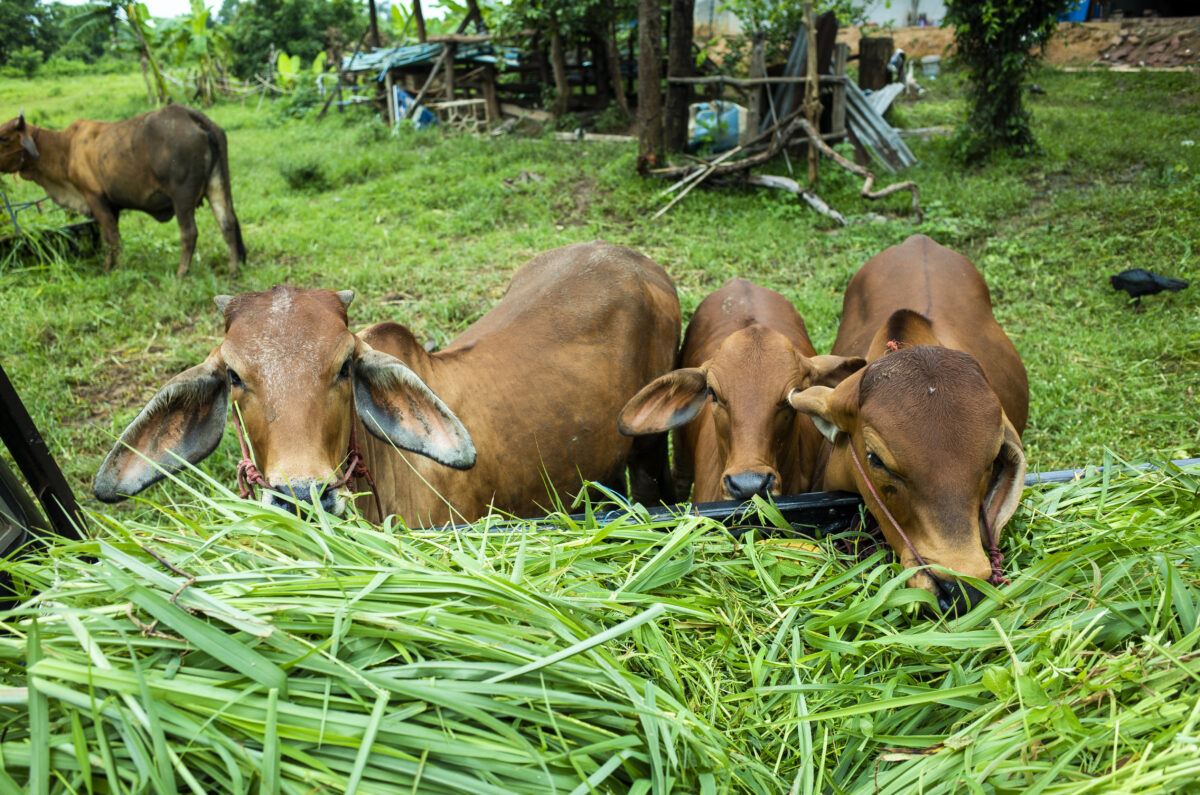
1;462;1198;792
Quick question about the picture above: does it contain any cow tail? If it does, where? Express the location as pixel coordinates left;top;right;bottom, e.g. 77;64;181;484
197;111;247;265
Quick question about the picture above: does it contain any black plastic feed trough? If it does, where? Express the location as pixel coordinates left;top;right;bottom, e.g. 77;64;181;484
448;457;1200;536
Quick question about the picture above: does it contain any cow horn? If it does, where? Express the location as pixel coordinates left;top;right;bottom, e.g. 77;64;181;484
17;111;25;130
336;290;354;309
213;295;233;314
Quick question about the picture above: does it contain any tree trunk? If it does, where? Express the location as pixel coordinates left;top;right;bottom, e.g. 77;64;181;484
592;34;610;107
858;36;893;92
637;0;663;170
665;0;694;152
413;0;427;43
368;0;381;47
604;21;630;117
549;24;570;117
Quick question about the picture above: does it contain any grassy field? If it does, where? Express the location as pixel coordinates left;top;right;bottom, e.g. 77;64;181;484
0;65;1199;794
1;68;1198;509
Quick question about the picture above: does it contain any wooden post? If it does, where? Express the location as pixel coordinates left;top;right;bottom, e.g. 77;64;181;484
803;2;820;185
858;37;893;92
637;0;664;170
443;42;457;101
665;0;694;152
384;69;396;126
413;0;427;43
482;65;500;121
831;42;848;139
747;31;766;135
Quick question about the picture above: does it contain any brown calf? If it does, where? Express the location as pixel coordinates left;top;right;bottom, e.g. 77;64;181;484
619;278;864;502
94;241;680;526
0;106;245;277
789;235;1029;615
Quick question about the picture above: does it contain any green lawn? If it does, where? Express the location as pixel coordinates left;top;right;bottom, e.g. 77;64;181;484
1;66;1200;795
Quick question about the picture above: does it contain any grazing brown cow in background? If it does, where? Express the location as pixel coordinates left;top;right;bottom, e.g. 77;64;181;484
619;278;864;502
0;106;245;277
94;241;681;527
789;234;1029;615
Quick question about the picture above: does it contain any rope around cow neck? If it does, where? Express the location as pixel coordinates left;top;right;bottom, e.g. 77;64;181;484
230;402;382;519
845;436;1008;588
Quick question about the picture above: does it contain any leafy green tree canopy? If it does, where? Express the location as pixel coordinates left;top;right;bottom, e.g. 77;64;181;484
0;0;59;66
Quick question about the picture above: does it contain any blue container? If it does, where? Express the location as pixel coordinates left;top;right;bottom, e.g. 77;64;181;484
1057;1;1088;22
687;102;747;153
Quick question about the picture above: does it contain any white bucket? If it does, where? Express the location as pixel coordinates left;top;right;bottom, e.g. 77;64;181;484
920;55;941;78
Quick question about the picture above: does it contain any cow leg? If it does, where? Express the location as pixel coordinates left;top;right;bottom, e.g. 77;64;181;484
628;433;676;506
174;201;198;278
86;196;122;272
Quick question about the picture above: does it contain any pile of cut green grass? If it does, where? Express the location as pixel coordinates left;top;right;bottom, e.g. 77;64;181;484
1;461;1198;793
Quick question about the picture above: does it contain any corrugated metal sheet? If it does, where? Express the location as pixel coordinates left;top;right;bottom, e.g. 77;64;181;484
343;43;521;80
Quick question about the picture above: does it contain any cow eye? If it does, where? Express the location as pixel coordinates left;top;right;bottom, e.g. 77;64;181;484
867;452;886;469
228;369;243;389
337;358;352;381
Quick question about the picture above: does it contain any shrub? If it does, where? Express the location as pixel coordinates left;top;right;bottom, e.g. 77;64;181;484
944;0;1074;162
10;46;43;78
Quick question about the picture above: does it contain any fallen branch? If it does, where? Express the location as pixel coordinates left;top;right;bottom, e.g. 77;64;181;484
797;117;922;221
745;174;846;225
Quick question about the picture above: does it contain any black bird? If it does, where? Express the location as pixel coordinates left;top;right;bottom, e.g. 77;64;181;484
1110;268;1188;308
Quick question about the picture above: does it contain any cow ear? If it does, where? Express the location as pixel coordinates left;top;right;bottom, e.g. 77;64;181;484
983;414;1026;543
802;355;866;389
93;358;228;502
618;368;708;436
353;349;475;470
18;115;38;159
789;378;862;444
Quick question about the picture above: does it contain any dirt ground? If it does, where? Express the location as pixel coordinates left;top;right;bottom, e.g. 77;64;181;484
837;17;1200;68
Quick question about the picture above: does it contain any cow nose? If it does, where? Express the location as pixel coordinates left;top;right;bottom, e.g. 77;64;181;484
267;480;339;514
724;471;776;501
931;576;986;616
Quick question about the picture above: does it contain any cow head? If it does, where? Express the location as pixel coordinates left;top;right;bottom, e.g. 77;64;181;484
618;325;864;501
0;113;39;173
94;286;475;514
789;345;1026;616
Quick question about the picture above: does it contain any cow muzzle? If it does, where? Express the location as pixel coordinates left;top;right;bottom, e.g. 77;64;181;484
927;574;986;617
264;479;347;516
723;470;777;501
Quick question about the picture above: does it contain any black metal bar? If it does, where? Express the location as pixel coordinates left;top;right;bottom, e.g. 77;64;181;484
0;189;22;236
441;457;1200;534
0;363;85;540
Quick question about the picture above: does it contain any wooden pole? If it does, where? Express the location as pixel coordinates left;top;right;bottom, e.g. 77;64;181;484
803;2;820;185
831;42;848;139
747;31;766;134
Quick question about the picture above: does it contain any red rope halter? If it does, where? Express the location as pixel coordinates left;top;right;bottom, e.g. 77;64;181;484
846;438;1008;588
230;403;382;519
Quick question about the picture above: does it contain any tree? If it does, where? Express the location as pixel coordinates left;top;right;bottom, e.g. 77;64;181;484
636;0;662;169
69;1;168;103
223;0;363;79
944;0;1073;162
0;0;59;66
159;0;233;105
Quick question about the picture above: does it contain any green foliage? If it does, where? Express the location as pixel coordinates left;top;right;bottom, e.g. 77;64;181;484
943;0;1074;162
223;0;362;79
718;0;871;69
278;155;331;191
157;0;233;106
0;0;59;66
8;45;43;78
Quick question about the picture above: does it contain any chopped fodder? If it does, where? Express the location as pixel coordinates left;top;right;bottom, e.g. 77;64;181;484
0;460;1198;793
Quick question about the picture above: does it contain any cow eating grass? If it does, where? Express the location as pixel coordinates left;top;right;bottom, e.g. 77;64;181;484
0;106;245;277
788;235;1030;616
618;278;864;502
94;241;681;527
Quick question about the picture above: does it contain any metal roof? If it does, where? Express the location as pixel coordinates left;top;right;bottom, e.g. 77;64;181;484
343;42;522;80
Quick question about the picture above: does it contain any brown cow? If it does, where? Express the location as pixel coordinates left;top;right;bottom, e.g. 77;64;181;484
94;241;680;526
0;106;245;277
788;235;1029;615
618;278;864;502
